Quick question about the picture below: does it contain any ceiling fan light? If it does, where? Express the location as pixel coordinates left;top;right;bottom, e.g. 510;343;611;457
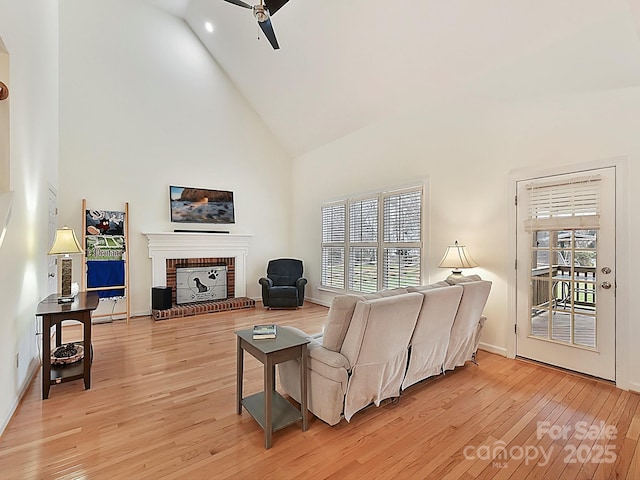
252;5;269;22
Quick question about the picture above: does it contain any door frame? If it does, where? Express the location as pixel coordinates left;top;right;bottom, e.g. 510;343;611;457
47;184;57;296
507;156;630;389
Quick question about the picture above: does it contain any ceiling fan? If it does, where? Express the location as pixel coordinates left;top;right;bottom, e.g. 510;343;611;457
221;0;290;49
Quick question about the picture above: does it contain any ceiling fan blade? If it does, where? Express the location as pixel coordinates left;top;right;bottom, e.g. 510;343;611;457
258;18;280;49
221;0;252;9
263;0;290;16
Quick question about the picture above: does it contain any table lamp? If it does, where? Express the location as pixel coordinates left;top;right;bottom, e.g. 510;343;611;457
438;240;478;281
48;226;83;302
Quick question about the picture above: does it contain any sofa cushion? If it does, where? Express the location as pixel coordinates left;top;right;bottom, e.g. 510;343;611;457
361;287;409;300
270;274;295;286
407;281;450;292
322;294;365;352
444;280;492;370
268;286;298;298
377;287;409;297
402;285;463;390
341;292;424;421
445;274;482;285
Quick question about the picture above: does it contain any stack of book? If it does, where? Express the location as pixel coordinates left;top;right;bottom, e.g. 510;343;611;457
252;324;277;340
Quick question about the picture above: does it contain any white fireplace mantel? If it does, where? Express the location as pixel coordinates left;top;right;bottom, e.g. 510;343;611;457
143;232;252;297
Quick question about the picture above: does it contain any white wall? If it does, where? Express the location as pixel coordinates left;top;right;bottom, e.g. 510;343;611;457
0;0;59;432
0;40;9;193
291;88;640;390
58;0;293;316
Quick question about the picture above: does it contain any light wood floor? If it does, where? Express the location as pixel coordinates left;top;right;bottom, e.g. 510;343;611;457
1;303;639;479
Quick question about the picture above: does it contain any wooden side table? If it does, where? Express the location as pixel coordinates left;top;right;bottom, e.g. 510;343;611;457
35;292;100;399
235;327;309;449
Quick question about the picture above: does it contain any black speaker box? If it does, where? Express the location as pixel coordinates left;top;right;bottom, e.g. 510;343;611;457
152;286;172;310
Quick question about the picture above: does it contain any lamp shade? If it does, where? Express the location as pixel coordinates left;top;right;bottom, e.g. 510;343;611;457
438;241;478;272
48;227;83;255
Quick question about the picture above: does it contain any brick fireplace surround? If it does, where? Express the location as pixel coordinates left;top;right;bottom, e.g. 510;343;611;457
144;232;255;320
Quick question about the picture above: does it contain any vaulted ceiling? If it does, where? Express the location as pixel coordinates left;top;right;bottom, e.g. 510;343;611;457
147;0;640;157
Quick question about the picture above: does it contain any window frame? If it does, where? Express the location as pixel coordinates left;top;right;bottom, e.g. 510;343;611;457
321;183;426;294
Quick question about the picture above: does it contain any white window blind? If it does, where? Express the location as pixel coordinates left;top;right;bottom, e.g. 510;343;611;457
321;203;346;289
349;247;378;293
382;188;422;288
349;198;378;243
525;175;601;231
383;190;422;242
347;198;378;292
383;247;421;289
321;246;345;289
322;203;345;243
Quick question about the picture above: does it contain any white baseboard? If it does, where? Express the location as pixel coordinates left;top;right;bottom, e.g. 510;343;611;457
0;358;40;436
255;297;331;308
479;342;507;357
304;297;331;307
627;380;640;394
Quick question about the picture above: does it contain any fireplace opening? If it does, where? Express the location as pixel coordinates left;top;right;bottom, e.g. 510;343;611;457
176;265;227;304
165;257;235;306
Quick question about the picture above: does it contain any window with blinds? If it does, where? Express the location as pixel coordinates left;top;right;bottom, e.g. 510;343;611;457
382;189;422;288
322;203;345;243
523;173;603;350
321;203;346;289
321;186;423;293
349;198;378;243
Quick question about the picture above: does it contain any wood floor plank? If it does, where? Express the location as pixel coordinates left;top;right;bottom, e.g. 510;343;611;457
0;303;638;479
626;441;640;480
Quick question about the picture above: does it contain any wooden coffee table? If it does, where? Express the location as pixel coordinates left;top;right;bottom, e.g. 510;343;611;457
235;327;309;449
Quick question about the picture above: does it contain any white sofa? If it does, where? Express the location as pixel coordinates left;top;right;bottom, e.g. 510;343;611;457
278;276;491;426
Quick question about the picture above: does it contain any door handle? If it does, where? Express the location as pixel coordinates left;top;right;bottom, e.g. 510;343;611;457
48;273;55;278
601;281;612;289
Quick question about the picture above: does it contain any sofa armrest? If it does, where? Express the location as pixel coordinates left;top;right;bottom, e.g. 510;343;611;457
278;325;317;342
258;277;274;306
279;326;350;370
308;342;351;370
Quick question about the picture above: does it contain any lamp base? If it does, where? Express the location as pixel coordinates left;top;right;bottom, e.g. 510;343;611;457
60;257;73;298
446;270;466;282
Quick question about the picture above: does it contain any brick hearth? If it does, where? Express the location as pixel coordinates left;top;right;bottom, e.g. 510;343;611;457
151;297;255;320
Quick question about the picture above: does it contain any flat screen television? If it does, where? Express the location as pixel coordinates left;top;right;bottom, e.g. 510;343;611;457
170;185;235;224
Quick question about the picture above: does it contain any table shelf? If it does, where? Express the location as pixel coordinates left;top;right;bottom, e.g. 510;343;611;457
49;342;93;384
242;391;303;433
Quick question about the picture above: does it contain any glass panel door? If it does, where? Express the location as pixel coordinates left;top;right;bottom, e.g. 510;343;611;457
529;230;597;349
516;167;616;381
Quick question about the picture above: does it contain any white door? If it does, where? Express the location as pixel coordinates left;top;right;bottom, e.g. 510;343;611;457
47;186;57;295
516;167;616;381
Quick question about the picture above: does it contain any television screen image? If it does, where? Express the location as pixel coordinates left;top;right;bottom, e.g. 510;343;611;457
170;186;235;224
